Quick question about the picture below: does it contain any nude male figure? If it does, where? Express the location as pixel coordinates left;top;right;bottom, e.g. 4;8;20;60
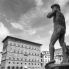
47;4;68;63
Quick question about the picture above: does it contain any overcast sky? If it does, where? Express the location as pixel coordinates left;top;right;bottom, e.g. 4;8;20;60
0;0;69;55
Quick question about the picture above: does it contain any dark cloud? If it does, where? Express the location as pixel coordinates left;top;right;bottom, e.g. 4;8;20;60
31;16;52;28
64;1;69;12
0;0;36;21
42;0;54;7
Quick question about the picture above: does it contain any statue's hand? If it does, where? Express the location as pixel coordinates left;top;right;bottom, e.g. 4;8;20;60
47;12;52;18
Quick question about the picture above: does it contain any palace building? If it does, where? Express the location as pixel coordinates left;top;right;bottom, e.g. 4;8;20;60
42;48;63;65
1;36;42;69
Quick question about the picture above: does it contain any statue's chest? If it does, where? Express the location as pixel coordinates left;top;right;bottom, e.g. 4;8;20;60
53;13;63;23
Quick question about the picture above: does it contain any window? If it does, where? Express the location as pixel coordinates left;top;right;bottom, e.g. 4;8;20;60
16;67;19;69
25;63;26;65
25;59;27;61
29;59;30;62
10;43;12;46
13;62;15;64
17;58;19;60
29;47;31;49
41;59;43;62
13;57;15;60
12;66;15;69
41;63;43;66
9;57;11;60
17;62;19;64
45;56;47;58
32;59;33;62
7;66;10;69
29;63;30;65
21;63;22;64
18;45;20;47
32;53;33;55
1;67;4;69
8;62;10;64
22;45;23;47
38;54;39;56
29;52;30;55
20;67;22;69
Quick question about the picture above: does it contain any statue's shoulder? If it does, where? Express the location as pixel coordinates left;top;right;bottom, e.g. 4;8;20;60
57;11;65;18
57;11;63;15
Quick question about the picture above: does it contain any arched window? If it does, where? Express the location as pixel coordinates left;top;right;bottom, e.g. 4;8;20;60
25;59;27;61
7;66;10;69
17;58;19;60
29;59;30;62
16;67;19;69
20;67;23;69
12;66;15;69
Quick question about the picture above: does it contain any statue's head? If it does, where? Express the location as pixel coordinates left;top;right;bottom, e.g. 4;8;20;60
51;4;61;12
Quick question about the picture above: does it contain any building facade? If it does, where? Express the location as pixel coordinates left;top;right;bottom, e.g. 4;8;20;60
42;48;63;65
1;36;42;69
54;48;63;64
42;51;50;65
40;53;44;68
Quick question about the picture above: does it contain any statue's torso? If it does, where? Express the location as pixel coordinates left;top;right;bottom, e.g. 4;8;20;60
53;11;66;31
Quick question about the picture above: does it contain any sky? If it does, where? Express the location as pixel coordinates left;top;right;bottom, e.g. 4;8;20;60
0;0;69;60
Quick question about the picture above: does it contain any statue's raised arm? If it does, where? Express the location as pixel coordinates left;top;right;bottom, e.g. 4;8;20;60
47;11;56;18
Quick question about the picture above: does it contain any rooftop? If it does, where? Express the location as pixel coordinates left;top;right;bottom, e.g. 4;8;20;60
2;36;42;46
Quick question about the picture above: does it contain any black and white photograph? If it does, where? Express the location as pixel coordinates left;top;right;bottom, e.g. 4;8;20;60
0;0;69;69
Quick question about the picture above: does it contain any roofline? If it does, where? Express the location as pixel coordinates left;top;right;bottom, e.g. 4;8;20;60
2;36;42;46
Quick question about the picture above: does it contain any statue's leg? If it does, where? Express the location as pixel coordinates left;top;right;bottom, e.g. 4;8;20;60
45;31;60;69
49;32;59;61
59;34;68;63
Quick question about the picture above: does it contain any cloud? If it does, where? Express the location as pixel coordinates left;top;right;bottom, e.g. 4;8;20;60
0;22;10;53
66;24;69;36
54;0;69;7
26;29;36;35
0;0;36;20
35;0;43;6
19;6;51;29
0;0;69;53
11;22;23;30
65;13;69;36
0;22;10;37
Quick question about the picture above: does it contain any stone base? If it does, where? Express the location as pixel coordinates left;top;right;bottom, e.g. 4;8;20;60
46;63;69;69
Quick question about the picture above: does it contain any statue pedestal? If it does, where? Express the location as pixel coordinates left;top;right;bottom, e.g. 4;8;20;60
47;63;69;69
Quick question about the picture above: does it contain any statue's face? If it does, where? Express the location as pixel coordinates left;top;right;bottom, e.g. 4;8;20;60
52;6;57;12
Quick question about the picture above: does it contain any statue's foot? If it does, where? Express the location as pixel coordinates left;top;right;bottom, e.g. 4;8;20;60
45;60;55;68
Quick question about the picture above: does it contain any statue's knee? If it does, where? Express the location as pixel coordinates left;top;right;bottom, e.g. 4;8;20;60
49;42;54;47
49;44;54;49
49;42;55;51
60;42;65;47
